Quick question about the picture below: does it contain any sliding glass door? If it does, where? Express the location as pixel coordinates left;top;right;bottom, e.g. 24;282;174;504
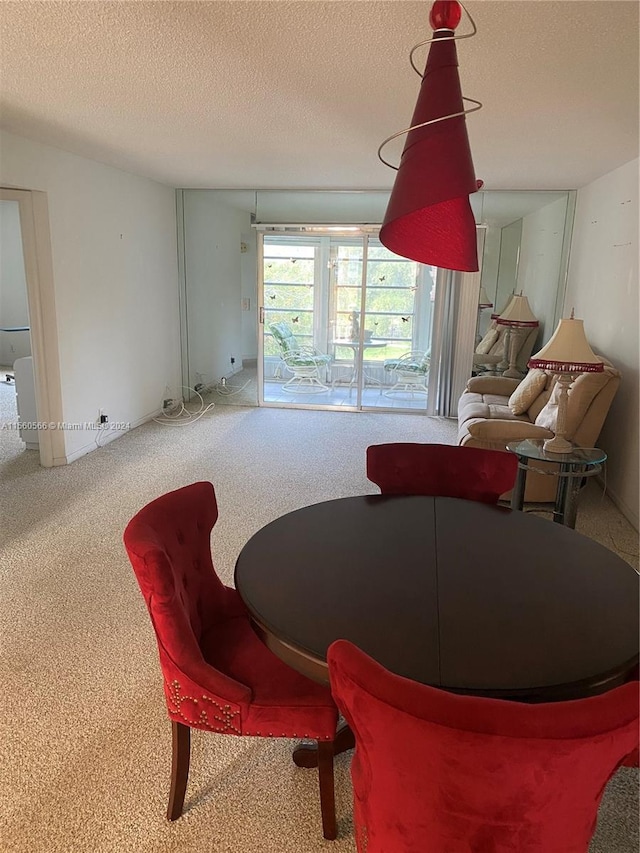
259;230;436;411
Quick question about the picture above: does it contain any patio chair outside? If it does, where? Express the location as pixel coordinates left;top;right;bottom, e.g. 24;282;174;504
383;350;430;398
269;321;331;394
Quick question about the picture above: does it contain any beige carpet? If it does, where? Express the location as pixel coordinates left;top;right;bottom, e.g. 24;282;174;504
0;397;637;852
206;366;258;407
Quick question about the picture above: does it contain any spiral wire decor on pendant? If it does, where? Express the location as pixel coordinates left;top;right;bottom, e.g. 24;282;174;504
378;1;484;272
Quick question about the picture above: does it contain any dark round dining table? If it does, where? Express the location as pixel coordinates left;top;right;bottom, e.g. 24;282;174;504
234;495;639;703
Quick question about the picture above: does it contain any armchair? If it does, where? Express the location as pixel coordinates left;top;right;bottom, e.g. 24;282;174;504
268;321;331;394
383;350;430;398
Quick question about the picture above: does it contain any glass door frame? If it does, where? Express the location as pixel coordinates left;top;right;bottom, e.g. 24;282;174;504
256;225;436;413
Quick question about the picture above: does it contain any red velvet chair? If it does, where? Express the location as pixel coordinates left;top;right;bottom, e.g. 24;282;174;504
123;482;339;839
621;663;640;767
328;639;639;853
366;442;518;503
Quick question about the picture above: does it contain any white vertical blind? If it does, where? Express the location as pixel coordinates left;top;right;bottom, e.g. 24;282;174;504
428;229;484;417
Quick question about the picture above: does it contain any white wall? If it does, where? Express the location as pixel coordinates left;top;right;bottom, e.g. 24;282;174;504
495;219;522;316
240;230;258;362
182;191;250;388
0;130;180;462
0;200;31;363
478;225;500;337
517;195;569;344
564;158;639;527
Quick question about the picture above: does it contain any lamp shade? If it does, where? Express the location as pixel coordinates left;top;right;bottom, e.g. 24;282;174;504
379;18;481;272
529;317;604;374
478;286;493;308
491;293;515;320
496;295;538;327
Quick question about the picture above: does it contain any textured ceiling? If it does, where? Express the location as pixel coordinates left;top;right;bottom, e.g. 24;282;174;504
0;1;638;191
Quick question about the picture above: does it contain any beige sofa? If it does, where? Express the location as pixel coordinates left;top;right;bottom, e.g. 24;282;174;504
474;320;539;376
457;363;621;502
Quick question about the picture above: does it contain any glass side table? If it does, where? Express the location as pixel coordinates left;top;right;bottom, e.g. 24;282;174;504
507;439;607;529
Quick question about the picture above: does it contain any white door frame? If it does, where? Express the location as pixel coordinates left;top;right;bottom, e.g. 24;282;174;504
1;188;64;467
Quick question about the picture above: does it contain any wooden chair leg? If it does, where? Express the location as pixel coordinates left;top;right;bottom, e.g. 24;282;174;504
317;739;336;840
167;721;190;821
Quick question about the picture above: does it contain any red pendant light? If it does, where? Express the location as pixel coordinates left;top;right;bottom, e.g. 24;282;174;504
379;0;482;272
429;0;462;30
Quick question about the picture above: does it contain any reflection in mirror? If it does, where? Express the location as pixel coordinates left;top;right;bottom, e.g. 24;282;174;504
178;189;576;406
472;191;576;378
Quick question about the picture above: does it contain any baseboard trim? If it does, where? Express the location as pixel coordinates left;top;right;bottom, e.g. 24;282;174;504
56;408;163;465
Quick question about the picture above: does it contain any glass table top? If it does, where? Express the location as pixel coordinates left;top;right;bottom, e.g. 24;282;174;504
506;439;607;467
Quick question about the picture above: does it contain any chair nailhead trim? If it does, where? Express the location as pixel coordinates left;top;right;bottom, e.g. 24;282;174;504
167;680;241;734
166;682;335;740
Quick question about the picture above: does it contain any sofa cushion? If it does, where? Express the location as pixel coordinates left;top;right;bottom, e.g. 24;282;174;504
508;369;548;415
535;369;614;438
458;394;527;426
476;327;500;355
466;418;554;441
465;376;521;396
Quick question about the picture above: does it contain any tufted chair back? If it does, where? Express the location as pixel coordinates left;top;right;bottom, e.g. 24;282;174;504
366;442;518;504
124;482;251;724
124;481;339;838
328;639;640;853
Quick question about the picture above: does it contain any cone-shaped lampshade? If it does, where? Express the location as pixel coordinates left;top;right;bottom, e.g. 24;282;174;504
496;295;538;327
380;26;480;272
529;317;604;374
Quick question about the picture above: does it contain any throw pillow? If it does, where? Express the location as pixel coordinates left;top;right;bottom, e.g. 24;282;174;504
475;327;500;355
535;382;562;432
508;369;548;415
534;369;611;438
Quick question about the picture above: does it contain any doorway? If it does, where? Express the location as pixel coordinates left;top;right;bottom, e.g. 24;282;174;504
0;188;64;467
0;198;35;454
258;229;436;412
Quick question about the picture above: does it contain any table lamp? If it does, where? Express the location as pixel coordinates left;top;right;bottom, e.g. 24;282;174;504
490;292;515;322
528;313;604;453
476;286;493;344
478;286;493;309
496;294;539;378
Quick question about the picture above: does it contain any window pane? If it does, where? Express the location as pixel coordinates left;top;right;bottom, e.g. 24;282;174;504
264;258;315;284
336;287;362;313
264;285;314;310
366;261;418;288
365;289;415;314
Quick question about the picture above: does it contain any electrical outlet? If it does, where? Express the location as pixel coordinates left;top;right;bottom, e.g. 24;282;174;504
98;409;108;424
230;355;236;366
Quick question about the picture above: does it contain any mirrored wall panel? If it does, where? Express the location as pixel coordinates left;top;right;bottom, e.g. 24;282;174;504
178;189;575;408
